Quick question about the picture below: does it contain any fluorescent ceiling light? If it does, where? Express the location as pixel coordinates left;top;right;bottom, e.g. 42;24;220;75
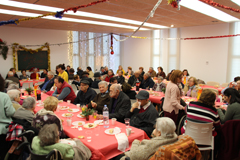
0;0;168;29
0;9;149;30
180;0;239;22
231;0;240;6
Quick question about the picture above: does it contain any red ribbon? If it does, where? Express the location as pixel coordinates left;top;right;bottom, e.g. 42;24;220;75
184;34;240;40
63;0;108;13
199;0;240;13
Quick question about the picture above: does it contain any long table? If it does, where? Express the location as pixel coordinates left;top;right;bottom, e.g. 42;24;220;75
20;78;45;87
32;93;149;160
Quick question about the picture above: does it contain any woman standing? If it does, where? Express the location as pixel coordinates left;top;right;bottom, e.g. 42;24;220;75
56;64;68;83
216;88;240;124
163;70;185;124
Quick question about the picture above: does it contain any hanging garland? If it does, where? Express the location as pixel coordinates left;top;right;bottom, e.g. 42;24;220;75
12;42;50;70
0;38;9;60
110;33;114;55
168;0;181;10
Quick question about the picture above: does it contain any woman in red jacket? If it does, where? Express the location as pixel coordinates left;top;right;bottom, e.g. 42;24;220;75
105;69;114;82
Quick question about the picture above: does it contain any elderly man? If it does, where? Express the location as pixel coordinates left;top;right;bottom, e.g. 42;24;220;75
81;71;93;86
7;89;21;110
119;117;178;160
98;84;131;122
88;81;110;114
139;67;145;77
128;70;143;87
39;71;55;92
13;97;36;123
6;71;19;84
125;90;158;137
91;72;101;89
117;70;125;84
100;67;106;75
73;80;97;105
30;68;40;79
148;67;157;78
53;76;76;103
141;73;155;89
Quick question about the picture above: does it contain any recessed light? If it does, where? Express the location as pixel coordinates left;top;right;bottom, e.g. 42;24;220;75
171;25;174;27
180;0;239;22
0;0;168;29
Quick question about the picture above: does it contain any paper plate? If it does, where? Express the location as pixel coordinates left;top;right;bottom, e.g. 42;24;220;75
59;106;69;110
104;128;121;135
62;113;73;117
83;123;97;129
94;120;104;125
68;108;80;113
72;121;85;126
77;114;85;118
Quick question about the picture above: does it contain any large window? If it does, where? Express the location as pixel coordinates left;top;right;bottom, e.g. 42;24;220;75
72;32;120;72
227;22;240;82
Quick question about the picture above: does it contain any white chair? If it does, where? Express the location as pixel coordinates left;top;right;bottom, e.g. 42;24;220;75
203;88;219;95
185;121;214;160
206;81;220;87
71;84;78;93
22;82;33;89
221;83;228;88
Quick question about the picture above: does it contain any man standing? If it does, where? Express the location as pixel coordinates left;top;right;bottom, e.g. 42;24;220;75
73;80;97;105
128;70;143;87
125;90;158;137
141;73;155;90
52;76;76;103
99;84;131;123
6;71;19;84
39;71;55;92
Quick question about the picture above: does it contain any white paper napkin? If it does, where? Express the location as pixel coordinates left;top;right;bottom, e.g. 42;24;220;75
115;133;129;152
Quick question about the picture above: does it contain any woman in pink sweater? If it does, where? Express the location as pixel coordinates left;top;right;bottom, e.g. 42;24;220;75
163;70;185;124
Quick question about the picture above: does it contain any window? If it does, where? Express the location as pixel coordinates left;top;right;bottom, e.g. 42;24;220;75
152;30;161;70
168;28;179;73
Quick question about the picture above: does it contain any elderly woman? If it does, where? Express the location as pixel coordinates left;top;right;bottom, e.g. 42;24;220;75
163;70;185;124
30;68;40;79
105;69;114;82
182;89;221;135
13;97;36;123
119;117;178;160
156;67;166;79
31;124;91;160
40;69;48;78
126;66;134;76
216;88;240;124
183;77;199;97
153;76;166;92
7;89;22;110
32;96;66;138
19;69;29;80
88;81;111;114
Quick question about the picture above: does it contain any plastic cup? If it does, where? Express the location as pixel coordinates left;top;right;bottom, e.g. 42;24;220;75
112;118;117;125
124;118;130;127
67;100;71;104
86;131;92;142
126;128;132;136
66;117;72;127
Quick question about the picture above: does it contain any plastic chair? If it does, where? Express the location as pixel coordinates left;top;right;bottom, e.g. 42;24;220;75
71;84;78;93
185;121;214;160
221;83;228;87
206;81;220;87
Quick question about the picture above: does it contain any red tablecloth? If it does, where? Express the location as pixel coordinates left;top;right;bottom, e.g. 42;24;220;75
32;93;149;160
200;85;225;94
20;78;45;86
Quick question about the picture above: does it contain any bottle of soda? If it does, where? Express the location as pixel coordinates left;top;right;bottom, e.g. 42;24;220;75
136;79;140;91
103;105;109;128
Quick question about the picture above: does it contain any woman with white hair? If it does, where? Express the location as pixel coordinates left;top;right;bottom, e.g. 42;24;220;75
7;89;21;110
88;81;111;114
13;97;36;123
119;117;178;160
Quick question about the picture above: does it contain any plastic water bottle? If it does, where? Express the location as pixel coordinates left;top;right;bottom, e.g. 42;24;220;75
103;105;109;128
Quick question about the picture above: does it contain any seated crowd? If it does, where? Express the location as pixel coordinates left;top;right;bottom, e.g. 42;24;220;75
1;64;240;160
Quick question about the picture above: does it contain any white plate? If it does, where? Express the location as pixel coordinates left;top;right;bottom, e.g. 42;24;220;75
68;108;80;113
62;113;73;117
94;120;104;125
104;128;121;135
83;123;97;129
77;114;85;118
72;121;85;126
59;106;69;110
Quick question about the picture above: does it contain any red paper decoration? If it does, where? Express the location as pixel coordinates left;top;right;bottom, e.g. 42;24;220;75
110;33;114;55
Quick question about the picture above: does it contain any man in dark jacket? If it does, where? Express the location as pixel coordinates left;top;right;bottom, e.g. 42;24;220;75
73;80;97;105
91;72;101;89
116;70;125;84
77;67;83;78
141;73;155;90
81;71;93;87
128;70;143;87
39;71;55;92
125;90;158;138
99;84;131;123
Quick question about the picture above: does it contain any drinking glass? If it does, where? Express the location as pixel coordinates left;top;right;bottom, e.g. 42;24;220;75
93;110;98;119
112;118;117;125
85;131;92;142
124;118;130;127
66;117;72;127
